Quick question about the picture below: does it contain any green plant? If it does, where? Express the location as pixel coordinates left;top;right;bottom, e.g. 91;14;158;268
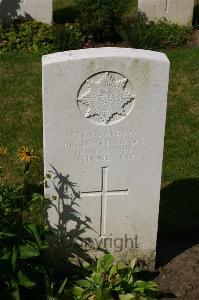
120;12;192;49
0;21;84;54
118;12;159;48
0;21;55;53
152;20;192;48
71;254;159;299
75;0;132;16
54;23;84;51
119;12;160;49
0;148;49;299
74;0;121;42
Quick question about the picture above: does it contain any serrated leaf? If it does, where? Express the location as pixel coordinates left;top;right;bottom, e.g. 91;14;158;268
18;270;36;288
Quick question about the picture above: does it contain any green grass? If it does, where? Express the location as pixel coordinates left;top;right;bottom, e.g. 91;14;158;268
0;47;199;233
160;48;199;234
0;52;43;182
163;48;199;185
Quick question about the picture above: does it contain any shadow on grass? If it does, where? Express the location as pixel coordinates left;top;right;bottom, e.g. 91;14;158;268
54;6;79;24
156;178;199;267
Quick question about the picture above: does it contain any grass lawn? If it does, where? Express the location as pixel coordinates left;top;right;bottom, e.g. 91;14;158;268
0;52;43;182
163;48;199;185
0;47;199;233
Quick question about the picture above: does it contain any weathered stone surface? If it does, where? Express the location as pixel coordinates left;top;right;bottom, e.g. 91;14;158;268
138;0;194;26
0;0;52;24
42;48;170;266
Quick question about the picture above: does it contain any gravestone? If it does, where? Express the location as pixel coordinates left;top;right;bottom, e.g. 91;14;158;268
138;0;194;26
42;48;170;266
0;0;52;24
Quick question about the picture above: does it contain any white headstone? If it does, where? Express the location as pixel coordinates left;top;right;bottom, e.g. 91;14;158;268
0;0;52;24
138;0;194;26
42;48;170;266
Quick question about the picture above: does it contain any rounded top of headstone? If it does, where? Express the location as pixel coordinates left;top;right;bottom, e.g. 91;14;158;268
42;47;169;66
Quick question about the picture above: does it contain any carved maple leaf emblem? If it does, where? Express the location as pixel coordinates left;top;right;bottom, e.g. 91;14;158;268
78;72;134;124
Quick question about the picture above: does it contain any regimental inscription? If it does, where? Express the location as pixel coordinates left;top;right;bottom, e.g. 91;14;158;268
81;167;129;237
77;72;135;125
64;129;141;163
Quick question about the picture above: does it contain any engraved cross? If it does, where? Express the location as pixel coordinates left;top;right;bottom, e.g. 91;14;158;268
81;167;129;237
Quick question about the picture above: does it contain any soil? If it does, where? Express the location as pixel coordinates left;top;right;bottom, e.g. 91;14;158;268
155;233;199;299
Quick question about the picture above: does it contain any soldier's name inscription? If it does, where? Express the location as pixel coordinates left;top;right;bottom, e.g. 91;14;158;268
64;129;141;162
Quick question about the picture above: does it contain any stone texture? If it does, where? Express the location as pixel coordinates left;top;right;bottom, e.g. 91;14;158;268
42;48;170;266
138;0;194;26
0;0;52;24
